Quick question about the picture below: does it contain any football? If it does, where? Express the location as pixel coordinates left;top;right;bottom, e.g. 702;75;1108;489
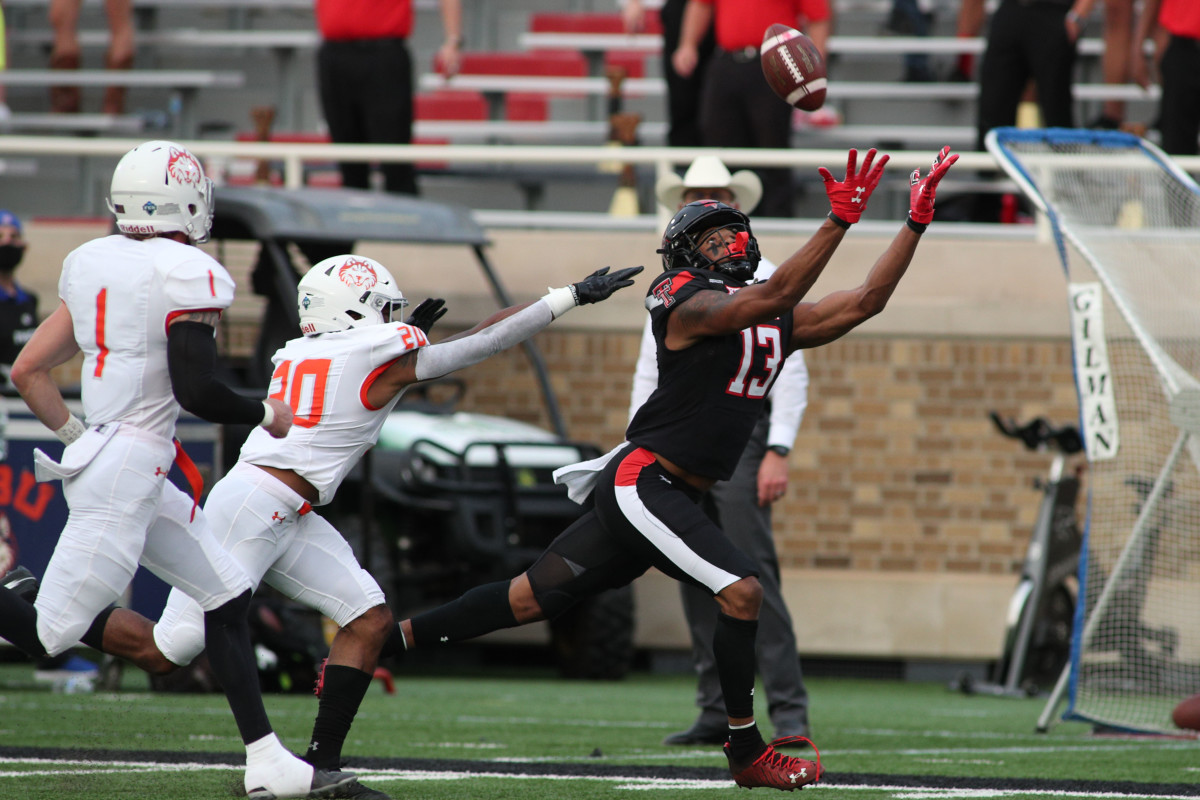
1172;693;1200;731
760;23;827;111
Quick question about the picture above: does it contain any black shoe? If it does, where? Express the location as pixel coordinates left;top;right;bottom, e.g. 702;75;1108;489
2;565;38;603
329;777;392;799
662;722;728;746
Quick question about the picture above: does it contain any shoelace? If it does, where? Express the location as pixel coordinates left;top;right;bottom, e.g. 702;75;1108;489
763;736;822;782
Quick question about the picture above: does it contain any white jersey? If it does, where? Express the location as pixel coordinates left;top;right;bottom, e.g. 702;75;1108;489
59;235;235;440
239;322;431;505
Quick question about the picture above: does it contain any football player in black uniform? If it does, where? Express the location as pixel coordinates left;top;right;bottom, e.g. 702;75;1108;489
392;146;958;791
0;210;39;393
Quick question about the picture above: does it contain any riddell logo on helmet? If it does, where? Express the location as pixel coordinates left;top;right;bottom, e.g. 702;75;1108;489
337;258;378;290
166;147;203;187
118;222;156;234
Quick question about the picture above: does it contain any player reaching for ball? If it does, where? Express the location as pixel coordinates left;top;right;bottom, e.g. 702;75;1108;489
389;145;958;792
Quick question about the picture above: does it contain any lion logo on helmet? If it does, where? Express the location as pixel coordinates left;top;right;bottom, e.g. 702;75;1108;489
166;147;203;188
337;258;379;290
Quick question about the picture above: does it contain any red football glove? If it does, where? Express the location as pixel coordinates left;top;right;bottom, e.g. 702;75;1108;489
909;146;959;225
818;148;889;225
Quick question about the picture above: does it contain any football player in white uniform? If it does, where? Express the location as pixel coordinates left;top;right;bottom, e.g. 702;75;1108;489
79;253;642;799
0;141;357;800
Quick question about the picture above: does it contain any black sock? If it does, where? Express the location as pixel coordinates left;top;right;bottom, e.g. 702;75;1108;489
377;623;407;660
713;612;758;719
0;586;47;658
409;581;518;646
727;723;767;767
79;604;118;651
203;591;272;744
304;665;372;770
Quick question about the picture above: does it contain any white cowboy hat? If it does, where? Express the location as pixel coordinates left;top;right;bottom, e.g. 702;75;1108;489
654;155;763;213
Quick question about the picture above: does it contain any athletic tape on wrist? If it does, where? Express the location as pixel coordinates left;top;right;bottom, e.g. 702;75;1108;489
54;413;86;445
260;401;275;428
542;286;577;319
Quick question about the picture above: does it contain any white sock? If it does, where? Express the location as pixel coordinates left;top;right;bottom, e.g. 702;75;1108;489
244;733;313;796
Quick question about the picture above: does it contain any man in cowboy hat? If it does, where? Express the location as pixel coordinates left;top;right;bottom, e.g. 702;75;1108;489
633;155;813;747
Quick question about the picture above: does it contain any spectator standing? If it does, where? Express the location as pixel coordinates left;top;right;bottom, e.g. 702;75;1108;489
315;0;463;194
1132;0;1200;156
47;0;135;113
672;0;832;218
975;0;1098;153
623;0;715;147
636;156;812;746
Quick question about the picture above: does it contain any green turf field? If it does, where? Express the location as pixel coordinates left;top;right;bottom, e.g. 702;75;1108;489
1;662;1197;799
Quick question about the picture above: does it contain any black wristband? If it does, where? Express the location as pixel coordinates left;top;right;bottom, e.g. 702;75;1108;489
827;210;851;230
905;214;928;234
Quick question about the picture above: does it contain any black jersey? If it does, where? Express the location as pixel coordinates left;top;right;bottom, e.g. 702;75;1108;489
625;268;794;481
0;284;37;385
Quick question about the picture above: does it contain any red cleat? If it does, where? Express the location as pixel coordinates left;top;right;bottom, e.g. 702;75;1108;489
373;666;395;695
726;736;822;791
314;658;328;698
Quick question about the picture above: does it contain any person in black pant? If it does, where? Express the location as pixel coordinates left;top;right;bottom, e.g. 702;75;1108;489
623;0;715;147
975;0;1097;152
389;146;958;791
315;0;463;195
1133;0;1200;157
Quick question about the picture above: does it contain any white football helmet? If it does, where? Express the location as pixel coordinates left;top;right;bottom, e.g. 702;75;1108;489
298;255;407;336
106;140;214;244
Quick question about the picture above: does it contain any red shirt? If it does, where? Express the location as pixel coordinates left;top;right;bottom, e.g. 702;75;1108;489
695;0;831;51
1159;0;1200;38
315;0;413;41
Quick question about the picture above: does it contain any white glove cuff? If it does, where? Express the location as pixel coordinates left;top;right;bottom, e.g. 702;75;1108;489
54;413;86;445
542;286;577;319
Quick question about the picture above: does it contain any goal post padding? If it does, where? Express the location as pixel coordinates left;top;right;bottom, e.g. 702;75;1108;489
986;128;1200;734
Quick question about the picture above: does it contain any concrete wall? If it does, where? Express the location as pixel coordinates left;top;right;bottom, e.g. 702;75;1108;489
17;221;1085;661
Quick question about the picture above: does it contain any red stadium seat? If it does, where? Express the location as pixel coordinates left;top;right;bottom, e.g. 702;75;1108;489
505;93;549;122
414;90;489;121
440;50;589;77
529;12;663;36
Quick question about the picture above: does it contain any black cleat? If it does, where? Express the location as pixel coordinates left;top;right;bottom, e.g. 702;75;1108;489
2;565;38;603
328;776;392;799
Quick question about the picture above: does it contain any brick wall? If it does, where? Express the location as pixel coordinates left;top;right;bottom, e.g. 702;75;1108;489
443;328;1084;581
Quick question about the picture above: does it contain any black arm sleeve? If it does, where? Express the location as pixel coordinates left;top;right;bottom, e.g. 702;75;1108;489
167;321;267;426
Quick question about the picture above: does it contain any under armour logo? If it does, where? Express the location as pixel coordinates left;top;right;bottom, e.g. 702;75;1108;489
310;740;318;751
659;475;672;484
852;186;866;204
440;636;449;642
789;768;807;783
271;511;286;522
154;467;167;477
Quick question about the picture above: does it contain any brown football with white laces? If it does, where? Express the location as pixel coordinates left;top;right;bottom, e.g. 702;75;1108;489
760;23;827;111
